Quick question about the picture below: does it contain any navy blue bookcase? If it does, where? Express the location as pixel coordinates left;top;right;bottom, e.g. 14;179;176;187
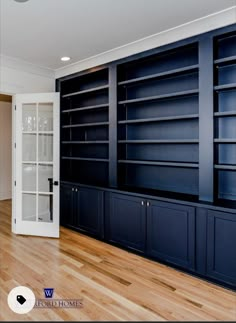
57;24;236;290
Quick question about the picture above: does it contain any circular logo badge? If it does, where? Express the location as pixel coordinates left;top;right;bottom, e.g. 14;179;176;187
8;286;36;314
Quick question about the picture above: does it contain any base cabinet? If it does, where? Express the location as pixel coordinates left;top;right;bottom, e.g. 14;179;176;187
106;193;196;268
147;201;195;270
206;210;236;287
106;193;146;253
77;187;104;237
60;183;236;290
60;184;104;238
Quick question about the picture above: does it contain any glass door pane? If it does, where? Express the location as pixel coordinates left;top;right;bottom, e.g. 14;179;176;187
22;134;36;161
22;164;36;191
22;194;36;222
38;103;53;131
21;102;54;223
38;195;53;223
38;134;53;162
22;104;37;132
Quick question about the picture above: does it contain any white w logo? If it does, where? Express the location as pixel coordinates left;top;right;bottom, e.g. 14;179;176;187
44;288;54;298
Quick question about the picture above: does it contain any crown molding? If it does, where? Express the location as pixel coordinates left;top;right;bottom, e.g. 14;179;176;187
55;6;236;79
0;55;55;79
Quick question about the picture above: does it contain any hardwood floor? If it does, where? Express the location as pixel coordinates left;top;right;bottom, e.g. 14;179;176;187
0;200;235;321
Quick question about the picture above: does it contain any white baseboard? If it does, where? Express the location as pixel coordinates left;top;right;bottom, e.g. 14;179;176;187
0;191;12;201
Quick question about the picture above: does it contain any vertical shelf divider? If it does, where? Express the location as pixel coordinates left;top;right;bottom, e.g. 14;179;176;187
109;65;118;187
199;36;214;202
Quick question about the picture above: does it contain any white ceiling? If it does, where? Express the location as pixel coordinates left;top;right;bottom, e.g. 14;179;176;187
0;0;235;70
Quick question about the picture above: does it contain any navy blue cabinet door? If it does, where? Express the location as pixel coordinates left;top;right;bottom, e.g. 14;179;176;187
75;187;104;238
60;185;76;228
147;200;195;270
107;193;146;253
207;210;236;287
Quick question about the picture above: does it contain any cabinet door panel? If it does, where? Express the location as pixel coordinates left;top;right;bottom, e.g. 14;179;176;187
108;193;146;252
60;185;75;227
207;210;236;286
147;201;195;270
76;187;103;238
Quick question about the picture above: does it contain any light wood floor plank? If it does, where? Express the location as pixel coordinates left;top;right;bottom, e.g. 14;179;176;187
0;200;235;321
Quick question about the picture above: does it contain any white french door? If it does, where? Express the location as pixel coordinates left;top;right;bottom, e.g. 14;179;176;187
13;93;60;237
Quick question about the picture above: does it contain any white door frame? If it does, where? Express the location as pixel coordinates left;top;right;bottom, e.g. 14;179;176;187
0;91;17;233
12;93;60;237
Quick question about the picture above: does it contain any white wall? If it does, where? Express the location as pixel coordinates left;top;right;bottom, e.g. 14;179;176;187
0;56;55;95
0;101;12;200
55;6;236;79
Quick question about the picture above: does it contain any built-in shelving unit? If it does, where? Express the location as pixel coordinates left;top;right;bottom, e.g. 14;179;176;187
117;43;199;196
214;32;236;201
58;25;236;291
60;68;109;186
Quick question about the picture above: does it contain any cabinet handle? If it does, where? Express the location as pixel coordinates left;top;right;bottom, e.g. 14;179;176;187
141;201;145;206
147;201;150;207
72;188;74;191
75;188;78;192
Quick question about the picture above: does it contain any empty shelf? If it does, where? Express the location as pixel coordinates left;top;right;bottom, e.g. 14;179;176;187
62;141;109;144
214;83;236;91
214;139;236;143
118;139;199;144
214;164;236;170
118;89;199;105
118;159;199;168
214;111;236;117
118;114;199;124
214;55;236;66
118;64;199;86
61;157;109;162
62;85;109;98
62;103;109;113
62;122;109;128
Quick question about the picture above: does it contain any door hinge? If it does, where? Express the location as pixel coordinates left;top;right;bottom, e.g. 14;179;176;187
14;219;16;224
15;105;16;111
14;181;16;186
14;143;16;149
